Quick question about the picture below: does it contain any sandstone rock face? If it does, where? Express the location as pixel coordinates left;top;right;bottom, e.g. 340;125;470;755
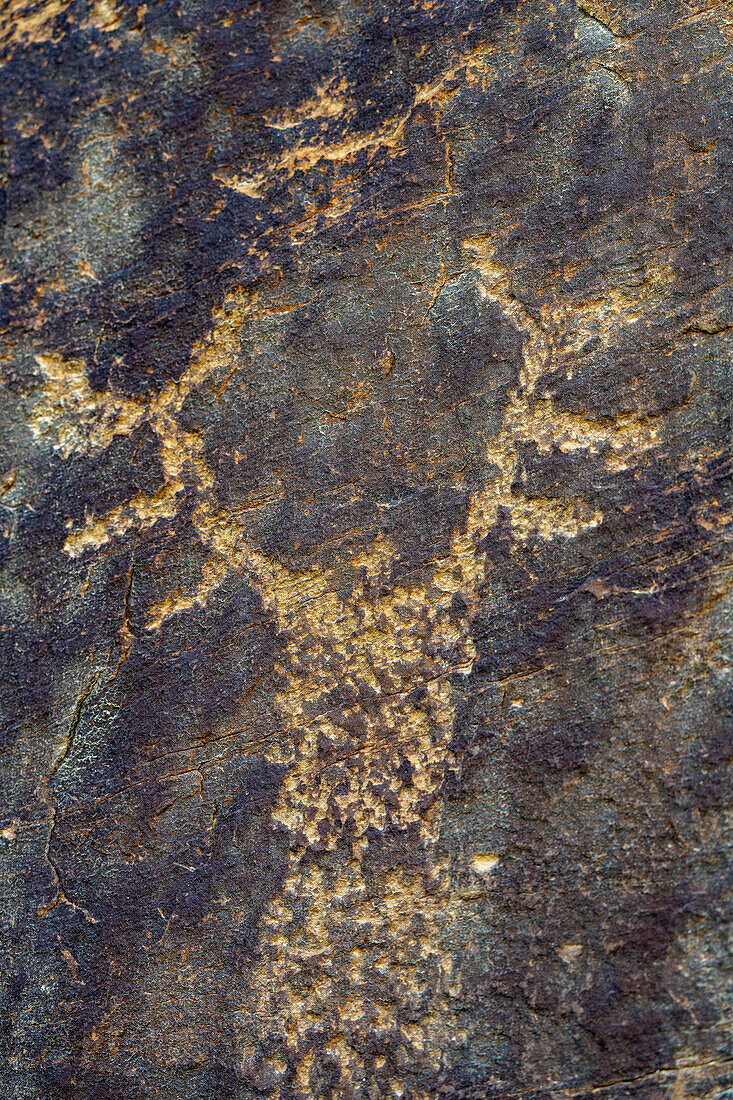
1;1;731;1097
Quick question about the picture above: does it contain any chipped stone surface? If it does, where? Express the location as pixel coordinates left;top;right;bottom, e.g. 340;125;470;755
1;1;732;1097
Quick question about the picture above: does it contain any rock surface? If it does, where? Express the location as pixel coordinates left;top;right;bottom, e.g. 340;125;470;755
1;0;732;1097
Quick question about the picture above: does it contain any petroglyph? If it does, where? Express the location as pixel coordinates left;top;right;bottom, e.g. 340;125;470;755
6;0;732;1094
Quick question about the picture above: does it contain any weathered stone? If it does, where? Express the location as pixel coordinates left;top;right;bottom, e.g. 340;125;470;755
1;1;731;1097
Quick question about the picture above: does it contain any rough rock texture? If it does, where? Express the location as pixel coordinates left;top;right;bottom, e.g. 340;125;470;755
1;0;732;1097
